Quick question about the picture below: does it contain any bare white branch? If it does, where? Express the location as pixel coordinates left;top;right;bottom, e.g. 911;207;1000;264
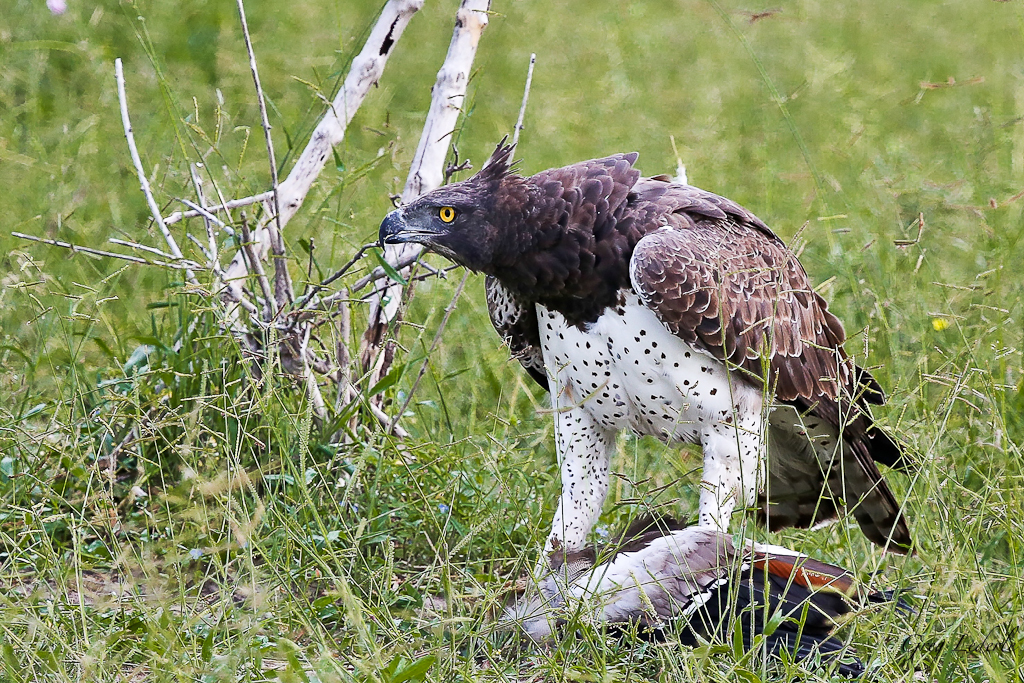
512;53;536;148
370;401;409;439
164;192;273;226
189;165;215;253
275;0;425;229
108;238;177;260
12;232;201;271
299;324;328;421
162;0;423;231
217;0;425;320
235;0;293;308
114;58;199;286
368;0;491;328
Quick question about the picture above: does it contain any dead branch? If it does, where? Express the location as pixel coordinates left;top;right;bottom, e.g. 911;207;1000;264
114;58;199;287
107;238;177;260
512;53;536;148
362;0;490;386
189;164;219;268
294;242;377;310
236;0;293;309
214;0;425;326
299;324;328;420
164;192;273;226
12;232;201;271
239;213;275;322
26;1;472;442
352;252;424;292
161;0;426;230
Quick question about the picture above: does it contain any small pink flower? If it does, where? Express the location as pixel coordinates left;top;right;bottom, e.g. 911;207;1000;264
47;0;67;15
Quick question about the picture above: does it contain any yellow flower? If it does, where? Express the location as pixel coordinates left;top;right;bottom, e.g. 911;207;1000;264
931;317;950;331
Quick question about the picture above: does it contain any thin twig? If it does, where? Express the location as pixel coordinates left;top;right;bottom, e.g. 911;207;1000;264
186;233;214;261
239;213;275;322
352;252;423;292
107;238;177;260
114;58;199;286
354;265;458;303
443;145;473;184
305;237;316;287
164;191;274;226
178;198;230;231
235;0;293;308
316;263;457;308
334;288;352;411
299;323;328;420
387;270;470;434
189;163;219;271
294;242;377;310
511;53;536;148
13;232;200;271
371;401;409;439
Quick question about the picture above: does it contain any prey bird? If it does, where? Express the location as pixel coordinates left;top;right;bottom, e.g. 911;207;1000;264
379;142;912;557
504;515;905;677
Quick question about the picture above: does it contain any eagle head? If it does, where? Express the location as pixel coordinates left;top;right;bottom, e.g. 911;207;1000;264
379;141;520;273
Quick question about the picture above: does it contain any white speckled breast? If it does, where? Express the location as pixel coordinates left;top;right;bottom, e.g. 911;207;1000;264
537;291;758;443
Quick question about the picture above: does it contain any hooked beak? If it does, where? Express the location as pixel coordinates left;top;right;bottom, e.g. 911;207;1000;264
378;209;407;249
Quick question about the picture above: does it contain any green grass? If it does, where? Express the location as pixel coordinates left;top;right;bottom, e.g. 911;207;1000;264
2;0;1024;680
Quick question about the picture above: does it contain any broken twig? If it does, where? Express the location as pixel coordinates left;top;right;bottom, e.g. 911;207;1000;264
114;58;198;286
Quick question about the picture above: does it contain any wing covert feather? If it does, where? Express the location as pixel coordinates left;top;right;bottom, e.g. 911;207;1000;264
628;218;851;404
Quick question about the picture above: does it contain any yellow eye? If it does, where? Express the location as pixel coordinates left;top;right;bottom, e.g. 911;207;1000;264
439;206;456;223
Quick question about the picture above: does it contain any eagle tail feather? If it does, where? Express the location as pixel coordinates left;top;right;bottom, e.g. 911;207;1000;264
838;441;913;554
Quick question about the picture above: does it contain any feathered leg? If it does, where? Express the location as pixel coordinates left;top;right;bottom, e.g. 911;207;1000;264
697;391;765;530
545;401;616;557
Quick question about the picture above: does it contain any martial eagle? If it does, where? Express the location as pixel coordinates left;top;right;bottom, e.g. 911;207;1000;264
379;142;912;555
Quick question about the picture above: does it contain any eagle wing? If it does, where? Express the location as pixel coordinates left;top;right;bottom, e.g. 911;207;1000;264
627;182;911;551
485;276;547;390
626;183;850;406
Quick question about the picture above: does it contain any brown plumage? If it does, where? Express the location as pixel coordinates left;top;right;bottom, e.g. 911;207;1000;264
380;141;913;553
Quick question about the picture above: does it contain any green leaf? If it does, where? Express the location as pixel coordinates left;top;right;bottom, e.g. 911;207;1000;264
733;668;762;683
124;345;155;374
201;626;214;663
20;402;47;420
368;362;406;398
91;337;116;361
373;249;408;286
761;608;787;638
391;654;436;683
731;614;746;660
0;344;31;364
381;654;404;681
276;638;310;683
